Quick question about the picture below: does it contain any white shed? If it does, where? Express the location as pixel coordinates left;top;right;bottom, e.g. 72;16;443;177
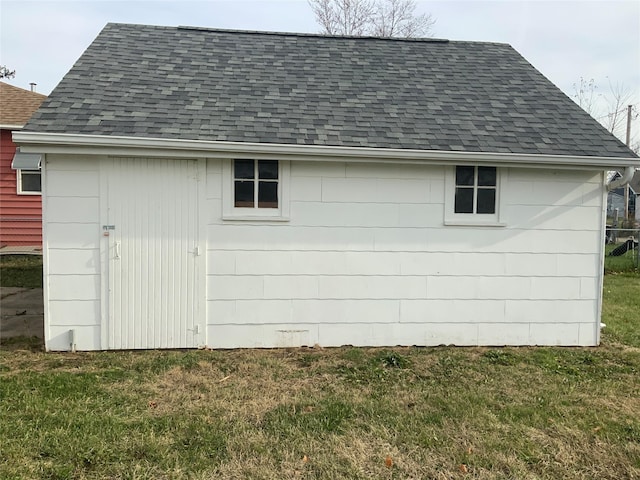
15;24;639;351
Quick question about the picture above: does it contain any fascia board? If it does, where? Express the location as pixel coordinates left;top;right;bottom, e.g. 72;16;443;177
12;131;640;169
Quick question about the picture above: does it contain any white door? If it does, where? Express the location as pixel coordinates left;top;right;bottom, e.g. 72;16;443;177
104;157;202;349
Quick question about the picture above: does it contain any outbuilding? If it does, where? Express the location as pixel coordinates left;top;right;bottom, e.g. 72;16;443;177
15;23;638;351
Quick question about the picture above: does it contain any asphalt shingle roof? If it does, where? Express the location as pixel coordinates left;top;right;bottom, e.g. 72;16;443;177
24;23;636;158
0;82;47;126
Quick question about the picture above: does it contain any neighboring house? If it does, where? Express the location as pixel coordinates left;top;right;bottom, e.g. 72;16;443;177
631;172;640;223
606;170;638;221
14;24;639;351
0;82;47;248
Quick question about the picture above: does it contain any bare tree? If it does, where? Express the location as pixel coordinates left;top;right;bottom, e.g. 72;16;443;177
309;0;375;35
309;0;435;37
572;77;598;115
0;65;16;79
600;80;634;139
371;0;435;37
572;77;638;153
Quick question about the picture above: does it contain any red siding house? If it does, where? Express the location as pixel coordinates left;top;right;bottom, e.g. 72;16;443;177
0;82;46;247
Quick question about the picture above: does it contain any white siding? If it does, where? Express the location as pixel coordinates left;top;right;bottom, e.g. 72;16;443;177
43;155;102;351
49;300;100;326
43;155;605;350
207;161;604;347
48;249;100;275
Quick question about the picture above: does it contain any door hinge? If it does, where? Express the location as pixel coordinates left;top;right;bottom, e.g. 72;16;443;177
193;245;201;256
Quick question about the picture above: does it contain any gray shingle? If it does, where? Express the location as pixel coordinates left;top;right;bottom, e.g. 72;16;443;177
25;23;637;158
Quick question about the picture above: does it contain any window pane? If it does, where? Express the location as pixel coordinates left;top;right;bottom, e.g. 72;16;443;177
478;166;497;186
455;166;474;186
21;171;41;192
258;160;278;180
234;159;255;179
454;187;474;213
234;180;254;207
258;181;278;208
477;188;496;214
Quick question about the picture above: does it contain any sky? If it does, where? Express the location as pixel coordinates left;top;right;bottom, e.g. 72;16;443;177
1;0;639;142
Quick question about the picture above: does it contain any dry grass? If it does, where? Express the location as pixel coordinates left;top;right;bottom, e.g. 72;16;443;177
1;273;639;479
1;343;639;480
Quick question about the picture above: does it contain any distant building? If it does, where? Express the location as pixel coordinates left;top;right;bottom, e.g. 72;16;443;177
631;171;640;223
607;170;639;222
0;82;46;247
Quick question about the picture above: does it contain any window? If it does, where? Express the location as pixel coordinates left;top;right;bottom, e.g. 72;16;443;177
234;159;279;208
454;166;496;214
222;159;290;221
444;165;505;226
17;169;42;195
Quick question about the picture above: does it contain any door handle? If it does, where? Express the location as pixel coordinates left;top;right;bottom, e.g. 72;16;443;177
115;241;121;259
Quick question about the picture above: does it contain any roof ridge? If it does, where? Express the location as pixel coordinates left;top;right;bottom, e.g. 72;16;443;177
176;24;450;43
104;22;514;47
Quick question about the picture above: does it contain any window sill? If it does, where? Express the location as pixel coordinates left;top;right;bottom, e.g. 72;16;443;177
17;191;42;196
444;218;506;227
222;214;290;222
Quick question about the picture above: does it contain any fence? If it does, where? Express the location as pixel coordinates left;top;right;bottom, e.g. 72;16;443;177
605;227;639;270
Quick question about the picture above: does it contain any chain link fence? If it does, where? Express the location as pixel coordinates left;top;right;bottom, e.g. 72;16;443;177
605;227;639;270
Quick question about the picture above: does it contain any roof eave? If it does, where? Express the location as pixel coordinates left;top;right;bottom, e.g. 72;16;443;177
12;131;639;170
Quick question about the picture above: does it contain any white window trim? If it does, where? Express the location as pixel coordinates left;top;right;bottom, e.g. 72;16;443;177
16;169;42;196
444;165;506;226
222;159;290;221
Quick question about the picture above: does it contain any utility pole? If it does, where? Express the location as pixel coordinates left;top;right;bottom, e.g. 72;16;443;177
624;105;632;221
626;105;633;146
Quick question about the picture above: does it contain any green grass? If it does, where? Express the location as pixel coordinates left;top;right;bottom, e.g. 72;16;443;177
0;254;43;287
2;348;639;479
604;243;639;273
2;277;640;479
602;273;640;347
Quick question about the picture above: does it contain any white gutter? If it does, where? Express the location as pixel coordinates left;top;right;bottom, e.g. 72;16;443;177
12;131;640;169
1;124;24;130
607;166;636;191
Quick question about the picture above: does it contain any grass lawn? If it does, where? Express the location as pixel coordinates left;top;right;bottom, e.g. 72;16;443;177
604;243;639;274
0;254;43;288
1;272;639;478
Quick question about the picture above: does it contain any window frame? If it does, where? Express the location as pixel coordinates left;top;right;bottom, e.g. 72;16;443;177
444;165;506;226
16;169;42;195
222;159;290;221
